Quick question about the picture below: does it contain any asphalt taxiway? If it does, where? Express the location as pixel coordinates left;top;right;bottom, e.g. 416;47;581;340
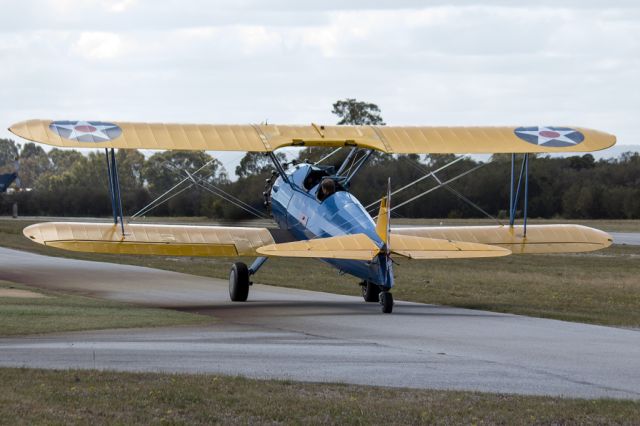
1;247;639;399
611;232;640;245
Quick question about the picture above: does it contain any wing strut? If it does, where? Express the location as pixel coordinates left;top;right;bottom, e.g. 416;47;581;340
268;152;290;184
508;153;530;236
105;148;125;235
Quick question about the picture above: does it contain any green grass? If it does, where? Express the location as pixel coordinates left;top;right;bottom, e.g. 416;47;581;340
2;219;639;422
1;368;638;425
0;280;212;336
2;218;640;327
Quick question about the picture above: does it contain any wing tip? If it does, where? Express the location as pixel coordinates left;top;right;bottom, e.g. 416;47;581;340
22;223;45;245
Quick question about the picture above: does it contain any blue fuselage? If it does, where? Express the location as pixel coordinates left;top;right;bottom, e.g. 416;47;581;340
269;164;393;288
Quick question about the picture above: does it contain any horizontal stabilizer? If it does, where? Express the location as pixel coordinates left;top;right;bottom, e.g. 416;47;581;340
256;233;381;260
392;224;612;254
256;233;510;260
390;234;511;259
9;120;615;154
23;222;277;257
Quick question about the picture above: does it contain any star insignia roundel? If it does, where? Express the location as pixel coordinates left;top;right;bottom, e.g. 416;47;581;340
49;121;122;143
514;126;584;148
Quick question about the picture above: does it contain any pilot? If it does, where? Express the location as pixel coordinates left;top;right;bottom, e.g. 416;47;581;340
319;178;336;200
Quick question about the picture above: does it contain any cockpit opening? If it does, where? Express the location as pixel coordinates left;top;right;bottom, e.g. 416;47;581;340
303;167;332;190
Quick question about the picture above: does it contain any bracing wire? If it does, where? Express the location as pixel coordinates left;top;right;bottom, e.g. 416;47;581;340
383;163;487;217
442;185;501;224
130;159;218;220
159;161;270;220
132;184;194;219
400;157;501;224
186;175;269;220
364;156;465;210
314;147;343;165
190;180;268;220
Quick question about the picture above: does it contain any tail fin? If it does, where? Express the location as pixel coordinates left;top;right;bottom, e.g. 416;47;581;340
375;178;392;248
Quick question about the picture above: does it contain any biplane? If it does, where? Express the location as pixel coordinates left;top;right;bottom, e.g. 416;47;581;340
9;120;615;313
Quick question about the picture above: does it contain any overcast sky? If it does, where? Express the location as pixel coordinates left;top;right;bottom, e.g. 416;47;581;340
1;0;638;172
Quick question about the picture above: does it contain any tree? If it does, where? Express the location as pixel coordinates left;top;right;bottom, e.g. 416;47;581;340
18;143;51;189
33;151;110;216
331;98;385;125
297;98;386;166
143;151;227;194
0;139;19;174
235;152;285;179
142;151;228;217
5;133;640;220
48;149;84;173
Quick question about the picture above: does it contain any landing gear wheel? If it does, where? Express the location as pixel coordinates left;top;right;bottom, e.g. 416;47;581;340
380;291;394;314
229;262;250;302
361;281;381;303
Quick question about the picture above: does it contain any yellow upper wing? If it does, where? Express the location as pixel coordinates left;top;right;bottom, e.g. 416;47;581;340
9;120;615;154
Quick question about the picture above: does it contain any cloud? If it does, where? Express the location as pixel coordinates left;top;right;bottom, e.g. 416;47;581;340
104;0;137;13
0;0;638;169
72;32;123;60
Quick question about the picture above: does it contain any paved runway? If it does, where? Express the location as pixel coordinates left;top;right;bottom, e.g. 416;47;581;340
611;232;640;245
1;247;640;399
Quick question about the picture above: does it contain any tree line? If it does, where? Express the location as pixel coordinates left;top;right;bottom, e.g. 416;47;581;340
1;99;638;220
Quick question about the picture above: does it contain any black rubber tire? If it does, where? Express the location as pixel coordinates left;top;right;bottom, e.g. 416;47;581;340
229;262;250;302
380;292;394;314
361;281;381;303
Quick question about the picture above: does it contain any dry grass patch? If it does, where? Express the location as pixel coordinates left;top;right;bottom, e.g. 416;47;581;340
0;280;212;336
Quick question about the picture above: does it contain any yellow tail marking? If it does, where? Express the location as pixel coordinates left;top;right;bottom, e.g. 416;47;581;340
376;196;389;244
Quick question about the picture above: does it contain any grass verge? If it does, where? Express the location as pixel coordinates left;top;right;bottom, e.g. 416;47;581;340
1;368;639;425
2;218;640;327
0;280;212;336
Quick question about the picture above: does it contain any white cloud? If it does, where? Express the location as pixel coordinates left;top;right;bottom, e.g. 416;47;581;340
45;0;137;13
0;0;638;166
103;0;137;13
72;32;123;60
236;26;283;54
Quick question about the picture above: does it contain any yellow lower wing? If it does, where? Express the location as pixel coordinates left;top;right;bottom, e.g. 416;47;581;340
390;234;511;259
23;222;276;257
26;222;592;259
391;224;612;254
256;233;510;260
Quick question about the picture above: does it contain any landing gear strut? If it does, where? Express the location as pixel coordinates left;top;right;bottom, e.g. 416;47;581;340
360;281;381;303
379;291;394;314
